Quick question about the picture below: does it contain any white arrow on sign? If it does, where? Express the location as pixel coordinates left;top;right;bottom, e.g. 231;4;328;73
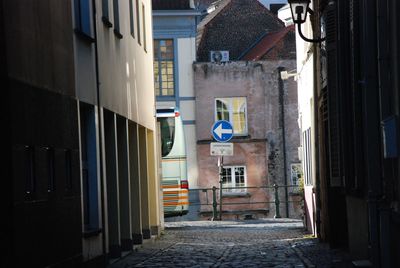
214;122;233;139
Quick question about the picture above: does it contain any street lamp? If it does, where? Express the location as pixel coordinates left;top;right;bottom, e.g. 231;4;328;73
280;70;298;81
288;0;326;43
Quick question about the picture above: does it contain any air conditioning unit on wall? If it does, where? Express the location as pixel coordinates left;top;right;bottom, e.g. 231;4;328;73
210;50;229;63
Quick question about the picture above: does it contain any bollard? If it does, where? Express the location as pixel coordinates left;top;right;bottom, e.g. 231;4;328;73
212;186;218;220
274;184;281;218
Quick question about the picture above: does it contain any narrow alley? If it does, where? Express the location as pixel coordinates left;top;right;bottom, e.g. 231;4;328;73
3;0;400;267
109;219;351;268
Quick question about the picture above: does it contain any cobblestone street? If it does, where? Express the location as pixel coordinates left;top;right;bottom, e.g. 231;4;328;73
109;219;352;268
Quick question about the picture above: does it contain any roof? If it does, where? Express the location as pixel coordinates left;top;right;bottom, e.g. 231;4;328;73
152;0;193;10
195;0;219;12
196;0;285;62
270;3;286;14
196;0;231;49
240;25;295;61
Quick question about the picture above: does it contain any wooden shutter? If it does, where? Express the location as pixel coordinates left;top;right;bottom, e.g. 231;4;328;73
349;0;365;192
325;1;343;187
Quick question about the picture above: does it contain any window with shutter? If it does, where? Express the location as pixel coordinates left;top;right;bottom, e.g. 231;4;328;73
324;1;342;187
349;0;365;193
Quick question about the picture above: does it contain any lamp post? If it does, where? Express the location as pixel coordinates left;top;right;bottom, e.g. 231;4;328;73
288;0;325;43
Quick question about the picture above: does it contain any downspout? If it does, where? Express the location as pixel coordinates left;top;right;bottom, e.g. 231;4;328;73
376;0;391;267
362;0;382;265
312;0;321;240
0;2;12;267
91;0;107;260
278;66;290;218
313;41;321;239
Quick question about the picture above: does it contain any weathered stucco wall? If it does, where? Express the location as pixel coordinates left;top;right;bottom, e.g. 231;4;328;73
194;61;301;219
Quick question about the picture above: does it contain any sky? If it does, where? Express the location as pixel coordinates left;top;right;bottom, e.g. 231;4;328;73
258;0;288;9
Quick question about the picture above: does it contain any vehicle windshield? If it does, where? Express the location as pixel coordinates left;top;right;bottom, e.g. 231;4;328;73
158;117;175;157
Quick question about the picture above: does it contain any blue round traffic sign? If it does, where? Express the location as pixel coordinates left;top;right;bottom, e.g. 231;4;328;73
211;120;234;142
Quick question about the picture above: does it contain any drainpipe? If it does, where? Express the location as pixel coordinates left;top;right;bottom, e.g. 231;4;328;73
1;3;12;267
376;0;391;267
278;66;289;218
362;0;382;265
91;0;107;261
312;0;322;243
312;40;321;239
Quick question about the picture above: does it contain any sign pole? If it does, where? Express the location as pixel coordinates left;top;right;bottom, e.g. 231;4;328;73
211;120;233;221
219;156;223;220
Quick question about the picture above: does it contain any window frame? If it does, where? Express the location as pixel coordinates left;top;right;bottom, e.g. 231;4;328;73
302;128;313;186
214;97;248;136
221;165;247;193
113;0;123;38
153;39;175;97
101;0;113;27
129;0;135;37
290;163;303;194
142;3;147;51
79;103;101;233
74;0;94;40
136;0;141;45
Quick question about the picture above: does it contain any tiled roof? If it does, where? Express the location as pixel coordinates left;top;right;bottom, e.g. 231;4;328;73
152;0;192;10
196;0;285;62
240;25;295;61
196;0;231;49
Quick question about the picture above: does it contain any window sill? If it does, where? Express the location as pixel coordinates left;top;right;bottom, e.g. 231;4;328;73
114;29;123;39
156;96;176;101
74;29;95;43
102;16;113;28
222;192;251;198
83;228;102;238
233;134;249;138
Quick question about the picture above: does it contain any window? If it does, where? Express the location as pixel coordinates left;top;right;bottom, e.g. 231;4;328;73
221;166;246;192
302;128;313;186
142;3;147;51
74;0;93;37
65;149;72;192
129;0;135;37
102;0;112;27
291;163;302;187
153;39;175;96
46;147;55;192
215;97;247;136
25;146;35;195
158;117;175;157
113;0;122;38
80;103;100;232
136;0;141;45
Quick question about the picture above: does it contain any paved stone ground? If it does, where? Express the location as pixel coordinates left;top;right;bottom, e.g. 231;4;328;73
109;219;353;268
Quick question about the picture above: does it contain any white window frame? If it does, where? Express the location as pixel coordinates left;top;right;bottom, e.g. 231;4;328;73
302;128;313;186
221;166;247;193
214;97;248;136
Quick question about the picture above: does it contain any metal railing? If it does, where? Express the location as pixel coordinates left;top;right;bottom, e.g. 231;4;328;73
187;184;304;220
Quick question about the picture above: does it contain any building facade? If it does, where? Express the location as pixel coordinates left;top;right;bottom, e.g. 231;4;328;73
152;0;201;219
294;1;317;236
2;0;160;266
298;0;400;267
194;0;301;220
194;61;301;219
